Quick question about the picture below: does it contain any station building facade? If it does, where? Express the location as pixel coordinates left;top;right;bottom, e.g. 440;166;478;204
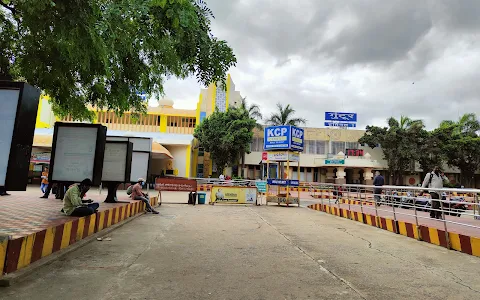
31;74;242;182
242;127;474;187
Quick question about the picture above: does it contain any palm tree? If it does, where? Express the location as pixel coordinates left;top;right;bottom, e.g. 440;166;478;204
265;103;306;126
238;97;263;178
240;97;263;127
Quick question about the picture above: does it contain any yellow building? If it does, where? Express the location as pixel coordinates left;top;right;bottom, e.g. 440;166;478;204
31;74;242;180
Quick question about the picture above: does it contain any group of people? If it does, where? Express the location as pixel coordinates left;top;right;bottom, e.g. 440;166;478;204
40;167;159;217
373;166;450;219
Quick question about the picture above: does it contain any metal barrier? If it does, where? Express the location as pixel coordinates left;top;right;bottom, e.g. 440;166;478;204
305;182;480;248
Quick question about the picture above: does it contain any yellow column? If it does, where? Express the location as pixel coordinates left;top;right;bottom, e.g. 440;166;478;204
211;84;216;112
192;149;198;178
196;93;203;125
225;73;231;110
185;145;192;178
159;115;167;132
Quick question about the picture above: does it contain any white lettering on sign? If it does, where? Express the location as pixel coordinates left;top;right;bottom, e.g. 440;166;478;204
267;127;288;137
291;127;303;139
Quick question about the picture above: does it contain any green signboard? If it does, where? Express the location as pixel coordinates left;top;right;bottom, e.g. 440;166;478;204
325;159;345;165
255;181;267;193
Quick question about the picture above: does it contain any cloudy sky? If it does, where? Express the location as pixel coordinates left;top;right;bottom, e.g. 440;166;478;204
157;0;480;130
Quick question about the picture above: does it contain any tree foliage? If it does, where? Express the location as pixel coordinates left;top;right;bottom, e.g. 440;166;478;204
435;113;480;187
0;0;236;120
359;116;424;185
360;113;480;187
265;103;306;126
194;108;256;174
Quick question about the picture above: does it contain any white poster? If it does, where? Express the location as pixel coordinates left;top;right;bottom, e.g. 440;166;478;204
102;142;128;182
52;126;98;182
266;151;300;162
0;89;20;186
129;137;152;152
130;152;149;182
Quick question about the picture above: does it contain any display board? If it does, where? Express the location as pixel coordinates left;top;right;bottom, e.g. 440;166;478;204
210;186;257;204
51;126;98;182
0;82;41;191
128;137;152;152
106;136;128;142
0;90;20;186
130;152;150;182
50;123;107;185
101;141;133;182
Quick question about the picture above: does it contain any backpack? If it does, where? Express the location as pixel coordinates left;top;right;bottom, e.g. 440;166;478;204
126;185;133;195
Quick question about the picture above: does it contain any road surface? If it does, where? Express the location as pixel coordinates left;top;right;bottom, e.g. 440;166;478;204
1;201;479;299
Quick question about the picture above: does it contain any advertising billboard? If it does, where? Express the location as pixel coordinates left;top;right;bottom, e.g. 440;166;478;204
263;125;304;152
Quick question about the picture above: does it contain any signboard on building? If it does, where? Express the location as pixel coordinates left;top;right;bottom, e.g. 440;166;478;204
325;112;357;122
346;149;364;157
262;151;300;162
263;126;304;152
30;152;51;163
324;122;356;128
325;112;357;128
325;159;345;165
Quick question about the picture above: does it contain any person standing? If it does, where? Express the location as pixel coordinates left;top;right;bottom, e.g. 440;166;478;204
373;171;385;206
131;178;159;214
422;166;449;219
40;167;49;194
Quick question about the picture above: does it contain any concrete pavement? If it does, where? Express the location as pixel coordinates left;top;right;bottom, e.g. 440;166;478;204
1;200;479;299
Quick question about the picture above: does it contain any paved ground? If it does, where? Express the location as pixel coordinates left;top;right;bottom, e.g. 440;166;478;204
0;188;143;238
1;193;480;300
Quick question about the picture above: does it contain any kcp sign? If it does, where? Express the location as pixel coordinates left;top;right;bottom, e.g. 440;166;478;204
263;125;304;152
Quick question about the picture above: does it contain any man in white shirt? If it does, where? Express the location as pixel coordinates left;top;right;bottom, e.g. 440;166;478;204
422;166;449;219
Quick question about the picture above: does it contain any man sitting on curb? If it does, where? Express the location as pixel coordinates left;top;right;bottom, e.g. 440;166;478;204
63;178;99;217
131;178;159;214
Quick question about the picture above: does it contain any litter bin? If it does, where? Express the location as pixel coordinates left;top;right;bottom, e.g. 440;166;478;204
197;192;206;205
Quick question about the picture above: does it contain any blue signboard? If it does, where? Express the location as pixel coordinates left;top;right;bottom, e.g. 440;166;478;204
324;122;356;128
325;159;345;165
267;179;300;186
325;112;357;122
263;125;304;152
199;112;207;123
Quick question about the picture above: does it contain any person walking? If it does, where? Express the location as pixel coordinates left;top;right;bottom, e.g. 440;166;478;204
422;166;449;219
373;171;385;206
131;178;159;214
40;167;49;194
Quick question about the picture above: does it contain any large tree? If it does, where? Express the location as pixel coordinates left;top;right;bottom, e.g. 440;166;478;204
359;116;424;185
417;129;444;176
265;103;306;126
0;0;236;120
436;113;480;187
194;108;256;175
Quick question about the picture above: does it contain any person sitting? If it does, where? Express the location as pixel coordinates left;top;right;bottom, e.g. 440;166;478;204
131;178;159;214
63;178;99;217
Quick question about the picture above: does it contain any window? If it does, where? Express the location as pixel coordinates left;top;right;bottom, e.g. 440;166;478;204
250;138;264;152
331;142;345;155
345;142;359;150
316;141;327;154
198;148;204;156
306;140;316;154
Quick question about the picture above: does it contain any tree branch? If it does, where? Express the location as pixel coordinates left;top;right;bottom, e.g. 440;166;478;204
0;2;16;15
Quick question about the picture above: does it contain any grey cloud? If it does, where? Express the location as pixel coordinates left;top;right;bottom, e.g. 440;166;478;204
163;0;480;132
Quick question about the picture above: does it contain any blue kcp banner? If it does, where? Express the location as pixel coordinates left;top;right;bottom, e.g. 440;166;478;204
263;125;304;152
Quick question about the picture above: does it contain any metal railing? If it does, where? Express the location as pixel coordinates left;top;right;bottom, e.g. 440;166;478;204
305;182;480;247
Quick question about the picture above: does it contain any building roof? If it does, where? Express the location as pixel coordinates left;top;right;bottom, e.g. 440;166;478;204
33;130;176;159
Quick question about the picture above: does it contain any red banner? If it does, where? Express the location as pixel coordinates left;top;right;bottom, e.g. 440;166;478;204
155;177;197;192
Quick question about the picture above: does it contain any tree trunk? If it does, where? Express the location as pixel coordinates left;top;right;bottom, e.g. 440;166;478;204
241;150;246;179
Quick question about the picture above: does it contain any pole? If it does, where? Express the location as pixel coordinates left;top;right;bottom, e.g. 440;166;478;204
286;158;290;206
297;157;300;207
